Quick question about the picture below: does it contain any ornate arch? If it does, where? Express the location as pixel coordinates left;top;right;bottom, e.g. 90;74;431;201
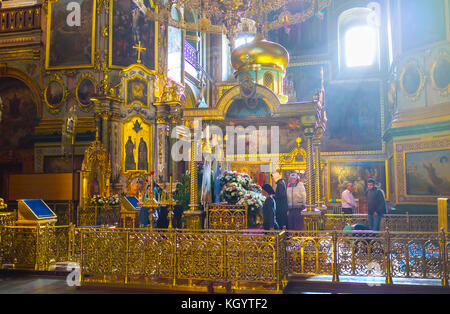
0;66;42;118
216;84;281;119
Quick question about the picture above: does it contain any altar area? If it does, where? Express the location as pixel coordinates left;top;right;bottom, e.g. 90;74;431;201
0;0;450;293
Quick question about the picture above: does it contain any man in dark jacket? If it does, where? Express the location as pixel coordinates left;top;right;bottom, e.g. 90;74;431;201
272;172;288;230
365;179;386;231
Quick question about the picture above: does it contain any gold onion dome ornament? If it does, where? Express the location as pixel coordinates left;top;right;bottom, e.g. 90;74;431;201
231;33;290;72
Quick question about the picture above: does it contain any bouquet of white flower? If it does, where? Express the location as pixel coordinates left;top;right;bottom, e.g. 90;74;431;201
107;194;121;206
218;171;265;226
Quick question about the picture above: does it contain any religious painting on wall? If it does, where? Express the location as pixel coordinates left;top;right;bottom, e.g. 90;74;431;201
125;76;149;108
122;116;152;174
110;0;156;69
46;0;96;69
327;160;388;202
0;77;38;151
321;81;382;153
285;63;328;102
405;149;450;196
76;73;96;111
226;98;271;119
44;156;83;173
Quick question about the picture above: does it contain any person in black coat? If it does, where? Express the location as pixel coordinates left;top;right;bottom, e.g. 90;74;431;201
365;179;386;231
261;184;279;230
272;172;288;230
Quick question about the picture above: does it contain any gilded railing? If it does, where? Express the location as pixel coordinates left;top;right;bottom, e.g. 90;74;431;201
0;224;449;290
205;204;248;230
0;5;41;33
0;212;16;226
323;214;447;232
77;205;121;227
285;229;449;285
0;225;71;270
47;202;73;226
78;228;286;292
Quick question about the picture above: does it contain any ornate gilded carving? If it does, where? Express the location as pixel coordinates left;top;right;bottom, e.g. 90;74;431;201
80;141;112;208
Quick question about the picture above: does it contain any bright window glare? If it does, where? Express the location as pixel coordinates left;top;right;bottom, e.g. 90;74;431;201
345;26;377;67
234;35;255;49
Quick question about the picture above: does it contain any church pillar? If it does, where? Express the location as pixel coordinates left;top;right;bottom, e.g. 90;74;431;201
101;112;110;153
313;137;324;207
184;122;203;229
304;127;316;211
168;114;179;181
155;105;169;182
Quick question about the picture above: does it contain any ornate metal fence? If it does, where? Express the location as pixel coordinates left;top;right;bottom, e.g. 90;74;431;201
205;204;248;230
323;214;446;232
0;225;71;270
285;229;449;285
78;228;286;292
77;205;121;227
0;212;16;226
0;223;448;290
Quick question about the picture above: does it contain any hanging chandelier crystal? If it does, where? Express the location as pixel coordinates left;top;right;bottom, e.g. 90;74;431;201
141;0;333;42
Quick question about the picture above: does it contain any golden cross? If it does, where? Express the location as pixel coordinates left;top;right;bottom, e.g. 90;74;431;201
132;41;147;64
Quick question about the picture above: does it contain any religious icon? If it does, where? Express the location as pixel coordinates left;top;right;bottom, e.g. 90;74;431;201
138;137;148;171
46;81;64;105
132;82;145;98
47;0;96;69
122;116;152;174
111;0;156;69
126;77;148;107
77;78;96;105
125;136;137;171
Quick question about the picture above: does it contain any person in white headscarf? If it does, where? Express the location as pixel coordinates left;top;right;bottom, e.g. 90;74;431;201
287;172;306;230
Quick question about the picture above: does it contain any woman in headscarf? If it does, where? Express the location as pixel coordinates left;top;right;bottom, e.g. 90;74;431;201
271;171;288;230
287;172;306;230
261;184;279;231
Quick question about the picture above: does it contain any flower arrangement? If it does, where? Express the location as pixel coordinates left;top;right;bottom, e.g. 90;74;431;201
91;194;122;206
107;194;121;206
90;194;108;206
218;171;265;226
0;198;7;211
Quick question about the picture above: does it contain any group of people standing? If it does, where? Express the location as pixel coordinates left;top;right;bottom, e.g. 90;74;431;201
341;178;387;231
261;171;307;231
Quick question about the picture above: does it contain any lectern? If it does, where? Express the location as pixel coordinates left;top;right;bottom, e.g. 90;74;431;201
16;199;57;226
120;196;140;228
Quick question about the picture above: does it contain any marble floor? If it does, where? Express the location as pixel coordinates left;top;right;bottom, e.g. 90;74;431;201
1;271;449;294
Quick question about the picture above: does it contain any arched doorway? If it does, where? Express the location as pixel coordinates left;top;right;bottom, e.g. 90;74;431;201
0;75;40;200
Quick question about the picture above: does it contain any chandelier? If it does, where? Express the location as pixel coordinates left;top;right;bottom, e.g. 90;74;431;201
141;0;333;42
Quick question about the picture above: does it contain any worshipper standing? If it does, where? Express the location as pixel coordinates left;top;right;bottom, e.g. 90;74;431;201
286;172;306;230
261;184;279;230
341;182;358;215
375;181;387;213
272;172;288;230
366;178;386;231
